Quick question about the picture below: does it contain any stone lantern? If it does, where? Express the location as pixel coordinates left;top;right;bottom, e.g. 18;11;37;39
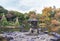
28;11;39;34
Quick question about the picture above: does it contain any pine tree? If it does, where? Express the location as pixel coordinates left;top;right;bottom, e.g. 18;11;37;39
14;17;20;26
1;13;8;26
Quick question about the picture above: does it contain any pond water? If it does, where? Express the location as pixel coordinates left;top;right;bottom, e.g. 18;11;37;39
0;31;60;41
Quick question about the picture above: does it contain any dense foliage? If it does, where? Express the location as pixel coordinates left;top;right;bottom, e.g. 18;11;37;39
0;6;60;33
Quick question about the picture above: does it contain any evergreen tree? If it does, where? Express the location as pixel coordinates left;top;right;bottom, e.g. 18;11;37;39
1;13;8;26
14;17;20;26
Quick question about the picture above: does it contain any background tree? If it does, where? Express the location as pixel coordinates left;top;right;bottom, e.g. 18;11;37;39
7;11;25;24
0;6;8;14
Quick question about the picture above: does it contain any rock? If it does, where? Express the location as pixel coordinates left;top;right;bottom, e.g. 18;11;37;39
0;32;58;41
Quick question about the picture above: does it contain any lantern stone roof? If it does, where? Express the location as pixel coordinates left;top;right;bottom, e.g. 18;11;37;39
28;18;38;21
